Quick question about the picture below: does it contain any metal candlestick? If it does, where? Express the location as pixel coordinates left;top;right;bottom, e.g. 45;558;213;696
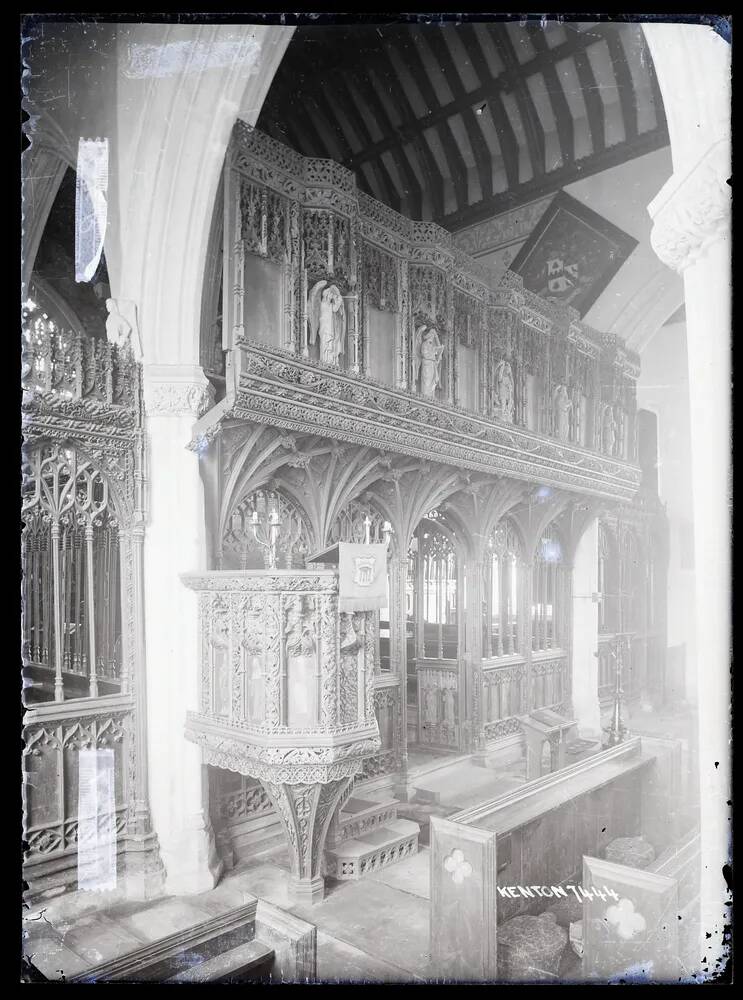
605;632;631;746
250;506;282;569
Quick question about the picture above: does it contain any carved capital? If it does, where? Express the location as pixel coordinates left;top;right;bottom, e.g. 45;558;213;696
649;139;731;273
143;365;214;418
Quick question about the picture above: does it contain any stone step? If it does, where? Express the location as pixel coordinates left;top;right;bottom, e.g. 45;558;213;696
69;901;261;983
167;939;275;983
326;818;420;880
332;794;399;844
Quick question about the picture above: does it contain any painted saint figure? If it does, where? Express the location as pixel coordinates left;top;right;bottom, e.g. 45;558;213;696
494;360;515;423
602;405;617;456
413;325;444;399
554;385;573;442
308;280;346;366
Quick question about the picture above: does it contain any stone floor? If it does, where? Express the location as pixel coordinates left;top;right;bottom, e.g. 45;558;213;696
22;877;259;981
233;846;432;982
23;732;690;984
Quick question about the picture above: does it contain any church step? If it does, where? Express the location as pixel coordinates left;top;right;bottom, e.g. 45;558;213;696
326;818;420;880
70;901;261;983
331;795;399;844
167;939;274;983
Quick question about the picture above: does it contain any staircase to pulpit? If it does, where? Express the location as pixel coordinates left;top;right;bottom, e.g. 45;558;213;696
325;793;420;880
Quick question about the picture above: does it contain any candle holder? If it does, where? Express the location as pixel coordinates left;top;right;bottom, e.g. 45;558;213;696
250;506;282;569
605;632;632;746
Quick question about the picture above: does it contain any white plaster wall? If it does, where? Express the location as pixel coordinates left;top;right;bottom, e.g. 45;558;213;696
571;518;600;738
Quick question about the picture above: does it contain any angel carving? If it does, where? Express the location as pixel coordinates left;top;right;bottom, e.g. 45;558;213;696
308;280;346;366
105;298;143;360
413;325;444;399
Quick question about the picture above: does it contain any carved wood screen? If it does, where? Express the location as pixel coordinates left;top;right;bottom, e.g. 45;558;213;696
22;443;123;702
482;520;521;658
415;518;459;660
531;525;568;652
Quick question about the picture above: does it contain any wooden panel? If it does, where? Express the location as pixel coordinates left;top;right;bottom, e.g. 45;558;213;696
367;307;396;386
582;855;679;982
430;817;498;981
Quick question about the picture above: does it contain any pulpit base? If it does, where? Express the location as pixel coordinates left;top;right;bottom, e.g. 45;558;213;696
261;777;353;905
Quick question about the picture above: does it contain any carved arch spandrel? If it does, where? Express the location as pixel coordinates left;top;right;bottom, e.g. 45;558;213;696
555;498;608;567
508;488;574;564
219;424;313;544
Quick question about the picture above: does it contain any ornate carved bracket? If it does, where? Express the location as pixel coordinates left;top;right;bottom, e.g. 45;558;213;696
143;365;215;418
649;139;731;273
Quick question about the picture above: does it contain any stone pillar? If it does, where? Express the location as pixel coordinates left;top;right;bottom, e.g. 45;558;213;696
142;365;222;895
571;518;601;739
124;522;166;898
262;778;353;905
643;21;731;974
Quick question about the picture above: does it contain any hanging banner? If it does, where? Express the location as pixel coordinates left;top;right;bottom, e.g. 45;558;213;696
75;138;109;283
338;542;387;612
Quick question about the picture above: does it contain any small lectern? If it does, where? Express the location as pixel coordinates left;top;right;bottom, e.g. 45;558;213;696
520;708;578;779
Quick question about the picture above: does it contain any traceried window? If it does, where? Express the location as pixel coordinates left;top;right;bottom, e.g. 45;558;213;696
482;520;521;658
21;444;122;703
221;488;311;571
531;525;567;652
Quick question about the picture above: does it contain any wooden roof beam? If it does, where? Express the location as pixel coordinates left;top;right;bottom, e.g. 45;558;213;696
486;24;546;178
344;63;425;218
423;29;494;202
374;44;446;218
524;23;575;167
458;21;520;190
388;32;470;213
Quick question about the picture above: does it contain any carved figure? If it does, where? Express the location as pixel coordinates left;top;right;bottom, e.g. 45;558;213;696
285;600;315;657
602;405;617;456
494;361;515;422
413;325;444;399
308;280;346;365
340;613;359;651
105;298;142;360
553;385;573;442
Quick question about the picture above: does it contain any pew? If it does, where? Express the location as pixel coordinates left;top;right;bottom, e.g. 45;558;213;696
430;736;687;982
